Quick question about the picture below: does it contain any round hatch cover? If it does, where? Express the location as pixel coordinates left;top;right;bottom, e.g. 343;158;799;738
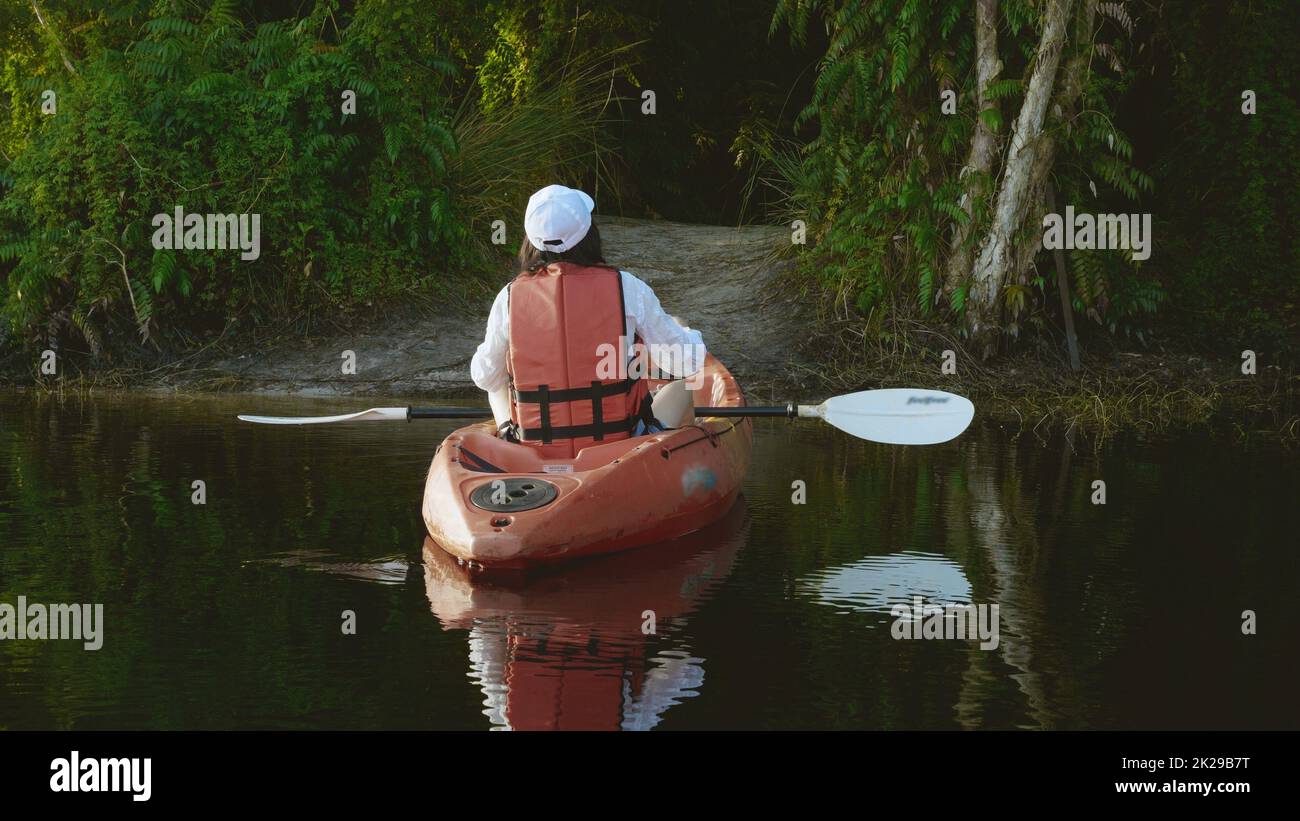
469;477;559;512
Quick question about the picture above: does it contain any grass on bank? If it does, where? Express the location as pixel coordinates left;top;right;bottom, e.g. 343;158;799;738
769;261;1299;445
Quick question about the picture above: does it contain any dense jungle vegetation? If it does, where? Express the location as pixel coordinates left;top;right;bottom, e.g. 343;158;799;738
0;0;1295;373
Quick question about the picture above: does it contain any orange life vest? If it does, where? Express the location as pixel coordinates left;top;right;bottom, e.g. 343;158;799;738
507;262;652;458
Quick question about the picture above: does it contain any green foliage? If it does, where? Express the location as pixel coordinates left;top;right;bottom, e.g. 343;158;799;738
771;0;979;322
1068;248;1160;341
770;0;1159;345
1052;37;1159;341
0;0;606;356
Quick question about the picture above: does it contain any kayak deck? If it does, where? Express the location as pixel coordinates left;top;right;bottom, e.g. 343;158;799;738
422;355;752;570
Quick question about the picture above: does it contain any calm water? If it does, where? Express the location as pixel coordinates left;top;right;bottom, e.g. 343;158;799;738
1;390;1296;730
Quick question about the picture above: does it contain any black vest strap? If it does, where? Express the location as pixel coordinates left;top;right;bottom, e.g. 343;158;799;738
518;416;639;443
590;381;604;440
537;385;551;443
514;378;637;404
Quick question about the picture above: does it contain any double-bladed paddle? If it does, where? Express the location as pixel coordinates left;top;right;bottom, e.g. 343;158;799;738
238;388;974;445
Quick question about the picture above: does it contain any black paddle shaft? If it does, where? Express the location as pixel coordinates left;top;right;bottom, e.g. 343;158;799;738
693;404;797;418
407;407;495;419
406;404;797;420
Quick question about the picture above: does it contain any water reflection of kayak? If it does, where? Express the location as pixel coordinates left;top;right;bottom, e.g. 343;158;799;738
798;551;972;615
423;498;751;730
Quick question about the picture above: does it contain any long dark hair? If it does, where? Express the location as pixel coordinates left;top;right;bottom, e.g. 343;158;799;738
516;222;609;273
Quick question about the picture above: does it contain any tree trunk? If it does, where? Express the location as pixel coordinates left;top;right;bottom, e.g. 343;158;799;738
1047;181;1082;370
1016;0;1099;280
942;0;1001;306
965;0;1075;357
30;1;79;76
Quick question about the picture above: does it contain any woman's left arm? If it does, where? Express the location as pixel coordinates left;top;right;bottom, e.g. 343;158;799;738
622;272;706;378
470;286;511;392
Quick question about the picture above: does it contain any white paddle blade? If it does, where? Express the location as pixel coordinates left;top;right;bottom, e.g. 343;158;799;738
237;407;408;425
816;389;974;445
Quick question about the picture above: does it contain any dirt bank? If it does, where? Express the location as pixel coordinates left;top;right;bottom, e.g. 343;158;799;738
8;215;1292;443
172;216;810;399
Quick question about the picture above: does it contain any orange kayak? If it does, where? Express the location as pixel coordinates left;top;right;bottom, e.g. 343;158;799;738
422;354;752;570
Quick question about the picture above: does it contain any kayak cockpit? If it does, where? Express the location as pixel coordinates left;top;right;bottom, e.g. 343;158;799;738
451;360;746;475
451;425;670;474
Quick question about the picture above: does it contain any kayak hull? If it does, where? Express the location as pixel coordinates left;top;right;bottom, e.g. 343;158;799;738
422;355;752;570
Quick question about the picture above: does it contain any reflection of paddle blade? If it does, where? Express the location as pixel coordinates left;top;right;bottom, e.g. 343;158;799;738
798;551;972;614
244;550;410;585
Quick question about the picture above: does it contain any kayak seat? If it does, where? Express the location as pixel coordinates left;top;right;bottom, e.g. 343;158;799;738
651;366;742;415
457;445;506;473
457;426;660;473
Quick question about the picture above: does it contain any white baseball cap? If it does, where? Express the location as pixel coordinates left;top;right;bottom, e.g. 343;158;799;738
524;185;595;253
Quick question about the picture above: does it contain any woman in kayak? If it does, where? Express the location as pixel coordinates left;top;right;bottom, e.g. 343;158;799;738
471;184;704;457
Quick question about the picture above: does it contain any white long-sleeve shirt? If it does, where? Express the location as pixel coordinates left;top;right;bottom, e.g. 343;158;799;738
470;270;705;393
